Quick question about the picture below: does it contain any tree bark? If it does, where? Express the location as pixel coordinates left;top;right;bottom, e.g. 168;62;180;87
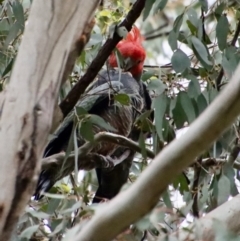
51;19;95;133
68;62;240;241
0;0;99;240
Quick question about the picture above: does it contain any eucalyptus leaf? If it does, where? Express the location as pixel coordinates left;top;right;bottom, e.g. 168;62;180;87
147;79;166;95
44;193;66;199
215;3;225;18
162;118;175;142
197;93;208;115
75;106;88;116
172;95;187;129
50;220;67;236
46;198;61;214
180;200;193;216
59;201;81;215
20;225;39;239
28;210;49;219
168;30;178;51
171;49;190;73
178;92;196;123
222;54;237;78
173;13;184;34
114;93;130;105
162;189;173;208
142;70;155;81
187;78;201;100
217;173;231;205
191;36;212;66
187;8;199;28
153;94;168;140
135;214;151;231
186;20;197;35
4;22;21;48
89;114;117;131
199;0;208;12
143;0;155;20
86;33;103;46
216;15;229;51
12;0;25;31
79;119;94;142
154;0;168;11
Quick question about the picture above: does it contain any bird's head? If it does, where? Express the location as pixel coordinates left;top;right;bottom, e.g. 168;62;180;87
109;26;146;80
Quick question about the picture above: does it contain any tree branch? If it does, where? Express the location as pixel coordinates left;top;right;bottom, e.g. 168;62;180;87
67;59;240;241
0;1;99;240
59;0;146;117
41;132;155;172
144;31;170;41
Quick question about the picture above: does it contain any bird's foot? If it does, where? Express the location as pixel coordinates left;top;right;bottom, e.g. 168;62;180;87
101;155;116;170
102;150;131;170
89;151;131;170
88;153;115;170
96;154;123;170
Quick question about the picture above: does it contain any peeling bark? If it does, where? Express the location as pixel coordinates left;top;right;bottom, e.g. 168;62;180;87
0;0;99;240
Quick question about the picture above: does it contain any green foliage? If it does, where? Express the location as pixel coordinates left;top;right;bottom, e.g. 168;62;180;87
2;0;240;240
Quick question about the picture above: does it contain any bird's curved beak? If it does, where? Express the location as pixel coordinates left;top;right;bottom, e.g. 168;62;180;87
123;57;136;71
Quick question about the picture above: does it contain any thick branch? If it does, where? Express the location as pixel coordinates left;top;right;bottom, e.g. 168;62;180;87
59;0;146;117
0;1;99;240
68;59;240;241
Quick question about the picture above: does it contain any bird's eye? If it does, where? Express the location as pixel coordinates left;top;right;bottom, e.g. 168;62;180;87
137;60;141;64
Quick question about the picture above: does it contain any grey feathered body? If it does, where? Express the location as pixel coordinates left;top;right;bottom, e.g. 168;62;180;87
34;69;149;199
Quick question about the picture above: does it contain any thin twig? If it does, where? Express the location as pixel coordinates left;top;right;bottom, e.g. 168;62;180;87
145;31;170;41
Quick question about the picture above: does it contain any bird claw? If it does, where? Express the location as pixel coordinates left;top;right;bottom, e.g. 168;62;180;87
103;155;116;170
103;151;131;170
97;155;120;170
94;150;131;170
